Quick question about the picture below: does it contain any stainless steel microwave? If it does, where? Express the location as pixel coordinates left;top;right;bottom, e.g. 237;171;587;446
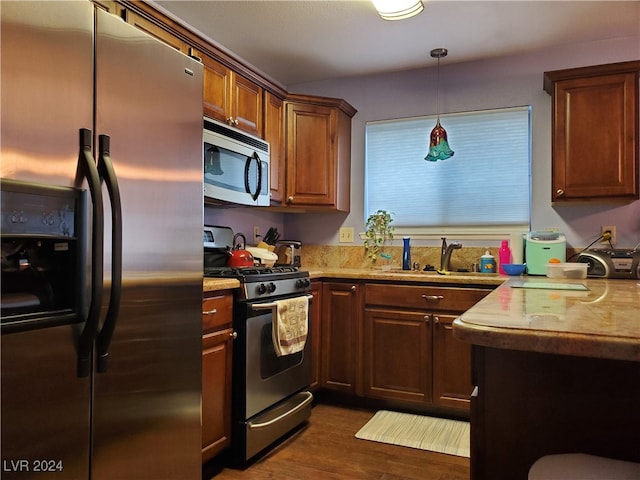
203;117;270;206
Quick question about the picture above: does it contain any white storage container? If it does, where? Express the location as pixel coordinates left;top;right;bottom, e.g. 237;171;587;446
546;262;588;279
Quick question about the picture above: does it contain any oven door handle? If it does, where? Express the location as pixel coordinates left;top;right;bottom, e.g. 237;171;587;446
247;391;313;430
250;294;313;310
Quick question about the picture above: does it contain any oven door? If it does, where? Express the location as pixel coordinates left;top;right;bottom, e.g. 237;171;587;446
242;295;313;420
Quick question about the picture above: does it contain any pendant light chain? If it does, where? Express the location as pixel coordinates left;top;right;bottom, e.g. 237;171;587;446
436;54;441;122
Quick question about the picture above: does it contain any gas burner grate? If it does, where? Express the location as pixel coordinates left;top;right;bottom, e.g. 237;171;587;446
204;265;300;278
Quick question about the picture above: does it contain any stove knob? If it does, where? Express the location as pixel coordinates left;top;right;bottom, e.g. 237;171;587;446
257;283;267;294
267;282;276;293
296;278;310;289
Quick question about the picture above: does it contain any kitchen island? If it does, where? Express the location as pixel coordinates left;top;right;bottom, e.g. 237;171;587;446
453;277;640;480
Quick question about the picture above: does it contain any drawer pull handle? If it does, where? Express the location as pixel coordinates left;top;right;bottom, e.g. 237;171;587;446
421;295;444;302
424;315;430;323
351;285;357;292
230;331;238;339
434;316;440;324
202;308;218;315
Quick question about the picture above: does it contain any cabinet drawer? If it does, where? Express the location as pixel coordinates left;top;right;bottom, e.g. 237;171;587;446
202;293;233;332
365;283;490;312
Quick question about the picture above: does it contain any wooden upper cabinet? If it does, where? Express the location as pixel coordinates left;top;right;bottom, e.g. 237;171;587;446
283;94;356;211
544;61;640;202
264;92;285;204
121;8;191;54
202;54;263;137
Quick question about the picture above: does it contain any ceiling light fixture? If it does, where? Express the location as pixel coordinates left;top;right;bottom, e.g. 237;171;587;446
371;0;424;21
425;48;454;162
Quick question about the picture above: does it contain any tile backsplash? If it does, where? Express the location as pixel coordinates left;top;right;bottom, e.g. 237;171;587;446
302;245;580;271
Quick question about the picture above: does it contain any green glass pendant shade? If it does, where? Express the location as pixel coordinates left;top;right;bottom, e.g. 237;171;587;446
425;119;454;162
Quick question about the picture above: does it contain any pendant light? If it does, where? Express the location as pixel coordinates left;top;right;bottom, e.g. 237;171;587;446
371;0;424;21
425;48;454;162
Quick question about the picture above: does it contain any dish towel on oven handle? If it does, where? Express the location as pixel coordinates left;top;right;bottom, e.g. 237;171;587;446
272;296;309;357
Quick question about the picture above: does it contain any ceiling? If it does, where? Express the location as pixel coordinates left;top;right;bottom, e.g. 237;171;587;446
153;1;640;88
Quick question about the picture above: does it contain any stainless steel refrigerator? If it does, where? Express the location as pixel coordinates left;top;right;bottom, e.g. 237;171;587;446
1;2;203;478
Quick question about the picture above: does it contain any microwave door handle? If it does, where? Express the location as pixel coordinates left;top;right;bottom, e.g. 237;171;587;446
95;134;123;374
77;128;104;378
254;152;263;200
244;152;262;201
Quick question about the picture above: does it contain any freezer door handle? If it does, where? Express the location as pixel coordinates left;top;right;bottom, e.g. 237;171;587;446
95;134;123;373
77;128;104;378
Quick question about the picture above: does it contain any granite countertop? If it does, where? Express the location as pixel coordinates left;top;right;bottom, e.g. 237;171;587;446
453;276;640;362
307;268;506;286
203;268;506;293
203;277;240;292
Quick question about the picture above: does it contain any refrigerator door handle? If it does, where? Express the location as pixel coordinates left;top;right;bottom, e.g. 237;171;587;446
77;128;104;378
96;134;123;373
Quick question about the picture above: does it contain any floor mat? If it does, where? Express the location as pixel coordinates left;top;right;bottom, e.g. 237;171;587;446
355;410;470;457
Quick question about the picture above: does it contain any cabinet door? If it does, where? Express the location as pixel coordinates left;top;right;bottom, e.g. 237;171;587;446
309;281;323;390
433;314;472;410
202;328;234;463
122;9;190;54
265;91;285;203
232;73;263;137
549;69;639;201
363;308;432;404
203;57;231;124
285;102;337;208
321;282;360;394
202;55;263;136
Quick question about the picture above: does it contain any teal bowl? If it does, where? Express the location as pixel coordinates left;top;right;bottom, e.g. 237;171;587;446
502;263;526;276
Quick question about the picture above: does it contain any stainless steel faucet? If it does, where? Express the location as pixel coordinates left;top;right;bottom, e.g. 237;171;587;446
441;237;462;272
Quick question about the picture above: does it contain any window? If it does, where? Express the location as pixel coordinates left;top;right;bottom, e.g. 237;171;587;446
365;106;531;237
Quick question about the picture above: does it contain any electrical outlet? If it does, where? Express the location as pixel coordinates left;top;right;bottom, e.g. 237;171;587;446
339;227;355;243
601;225;616;245
253;226;260;241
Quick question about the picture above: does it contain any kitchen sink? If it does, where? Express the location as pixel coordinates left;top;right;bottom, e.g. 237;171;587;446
382;268;497;277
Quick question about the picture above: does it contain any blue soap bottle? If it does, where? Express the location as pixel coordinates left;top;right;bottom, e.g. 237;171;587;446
402;237;411;270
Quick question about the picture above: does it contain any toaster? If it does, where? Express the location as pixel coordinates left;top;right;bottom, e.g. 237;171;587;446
274;240;301;267
576;248;640;279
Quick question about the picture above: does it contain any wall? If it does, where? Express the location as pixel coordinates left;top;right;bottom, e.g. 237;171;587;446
205;35;640;251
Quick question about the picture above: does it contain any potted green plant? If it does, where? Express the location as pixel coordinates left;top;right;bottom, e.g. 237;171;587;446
364;210;394;264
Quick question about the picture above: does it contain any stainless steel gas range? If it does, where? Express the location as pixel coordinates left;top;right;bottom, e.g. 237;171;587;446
204;262;314;465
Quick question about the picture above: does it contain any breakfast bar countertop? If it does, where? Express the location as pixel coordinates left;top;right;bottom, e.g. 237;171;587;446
453;276;640;362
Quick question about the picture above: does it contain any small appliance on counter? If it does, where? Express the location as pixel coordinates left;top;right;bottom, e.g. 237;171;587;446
576;248;640;279
525;231;566;275
204;225;234;268
275;240;302;267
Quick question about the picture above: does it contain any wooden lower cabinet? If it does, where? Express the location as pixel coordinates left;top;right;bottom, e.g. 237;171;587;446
432;313;473;410
310;280;323;390
202;291;234;463
320;281;361;394
317;280;492;414
363;308;432;404
362;283;492;413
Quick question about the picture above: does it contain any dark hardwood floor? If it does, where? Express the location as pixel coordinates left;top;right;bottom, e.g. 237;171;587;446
204;403;470;480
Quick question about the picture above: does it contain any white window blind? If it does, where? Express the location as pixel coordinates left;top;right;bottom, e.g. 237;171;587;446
365;106;531;228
